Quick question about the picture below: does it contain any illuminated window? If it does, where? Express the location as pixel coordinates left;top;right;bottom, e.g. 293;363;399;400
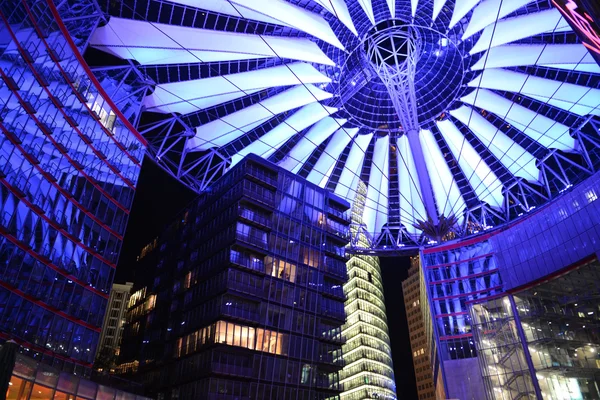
266;257;297;282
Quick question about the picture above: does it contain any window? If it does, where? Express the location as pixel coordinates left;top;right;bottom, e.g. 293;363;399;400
265;257;296;282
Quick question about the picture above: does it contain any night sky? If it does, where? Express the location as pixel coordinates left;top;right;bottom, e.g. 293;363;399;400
116;159;418;399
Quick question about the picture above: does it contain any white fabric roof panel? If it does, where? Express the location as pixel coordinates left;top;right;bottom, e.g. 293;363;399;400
357;0;376;25
409;0;417;17
461;88;576;151
396;135;427;234
468;68;600;117
437;119;504;208
449;0;481;29
143;62;331;114
462;0;535;39
278;117;347;173
230;103;338;167
170;0;344;49
432;0;448;21
187;84;333;151
313;0;358;35
450;105;540;182
334;133;373;201
469;8;571;54
363;136;390;234
418;129;469;221
90;17;335;66
471;44;600;73
306;127;358;187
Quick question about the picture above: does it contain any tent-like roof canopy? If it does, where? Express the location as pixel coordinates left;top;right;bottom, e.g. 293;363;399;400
90;0;600;249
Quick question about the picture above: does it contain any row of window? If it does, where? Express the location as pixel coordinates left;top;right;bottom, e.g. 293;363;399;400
175;320;343;366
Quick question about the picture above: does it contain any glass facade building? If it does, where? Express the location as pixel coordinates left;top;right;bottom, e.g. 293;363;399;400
341;181;397;400
416;169;600;400
402;258;445;400
118;155;351;400
6;351;150;400
0;0;145;374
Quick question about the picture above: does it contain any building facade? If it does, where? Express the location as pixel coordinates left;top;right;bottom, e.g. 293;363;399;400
417;169;600;400
341;181;397;400
402;260;437;400
119;155;351;400
0;0;145;375
96;282;134;368
6;350;150;400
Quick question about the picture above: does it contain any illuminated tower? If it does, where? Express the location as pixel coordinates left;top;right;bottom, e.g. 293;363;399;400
0;0;145;374
341;181;397;400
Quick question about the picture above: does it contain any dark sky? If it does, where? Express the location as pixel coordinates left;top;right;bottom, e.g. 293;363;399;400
116;160;417;399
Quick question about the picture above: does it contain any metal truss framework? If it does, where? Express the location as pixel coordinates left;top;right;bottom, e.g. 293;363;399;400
85;0;600;254
349;116;600;255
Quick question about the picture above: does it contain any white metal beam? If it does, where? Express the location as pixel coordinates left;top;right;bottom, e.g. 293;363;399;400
90;17;335;66
334;133;373;201
363;136;390;234
230;103;338;167
461;88;576;151
419;129;466;222
143;62;330;114
278;117;347;173
171;0;345;49
306;127;358;187
469;68;600;116
462;0;535;39
437;119;504;208
450;105;540;182
470;8;571;54
186;84;332;151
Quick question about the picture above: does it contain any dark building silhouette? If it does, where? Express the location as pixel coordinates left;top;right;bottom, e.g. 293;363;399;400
119;155;351;400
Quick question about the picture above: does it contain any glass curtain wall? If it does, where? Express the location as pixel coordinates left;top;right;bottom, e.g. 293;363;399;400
470;258;600;400
341;181;397;400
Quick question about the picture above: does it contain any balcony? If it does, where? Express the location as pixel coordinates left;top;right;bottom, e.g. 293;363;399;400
321;283;345;300
322;243;346;260
229;252;265;274
238;208;272;230
326;206;350;223
235;231;269;251
244;165;278;188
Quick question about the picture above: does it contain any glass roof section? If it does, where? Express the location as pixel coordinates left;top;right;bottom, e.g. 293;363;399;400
90;0;600;250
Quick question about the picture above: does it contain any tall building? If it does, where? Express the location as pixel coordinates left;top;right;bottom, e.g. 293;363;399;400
0;0;145;375
96;282;134;368
402;260;436;400
119;154;351;400
417;170;600;400
341;181;397;400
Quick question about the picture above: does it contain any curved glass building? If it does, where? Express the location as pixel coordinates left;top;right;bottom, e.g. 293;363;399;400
342;181;396;400
0;0;145;374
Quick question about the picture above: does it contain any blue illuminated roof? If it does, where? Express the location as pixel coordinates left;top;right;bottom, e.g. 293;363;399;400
91;0;600;247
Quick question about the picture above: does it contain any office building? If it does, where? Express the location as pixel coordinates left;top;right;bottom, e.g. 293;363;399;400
0;0;145;375
341;181;397;400
95;282;134;369
417;170;600;399
402;260;437;400
118;155;351;400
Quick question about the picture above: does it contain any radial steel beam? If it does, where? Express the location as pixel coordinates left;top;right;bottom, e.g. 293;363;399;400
367;26;440;224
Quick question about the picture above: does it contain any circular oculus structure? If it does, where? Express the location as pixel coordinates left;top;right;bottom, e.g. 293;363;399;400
90;0;600;249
